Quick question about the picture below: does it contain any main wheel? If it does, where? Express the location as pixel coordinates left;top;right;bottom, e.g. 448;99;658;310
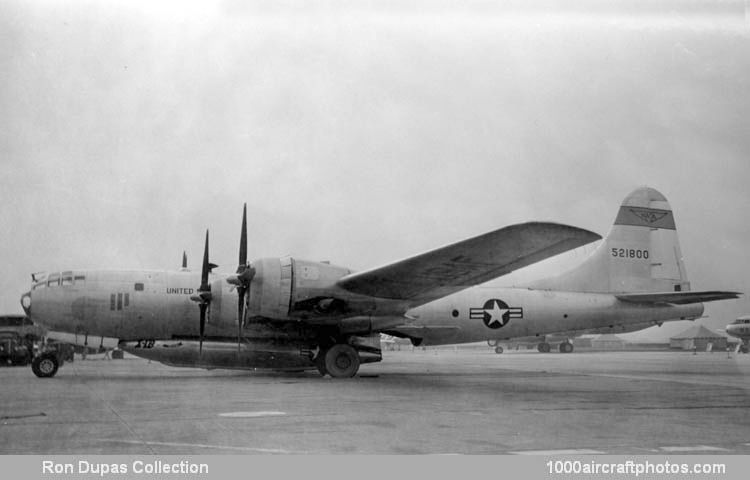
538;342;551;353
324;344;360;378
32;354;59;378
494;346;503;354
559;342;574;353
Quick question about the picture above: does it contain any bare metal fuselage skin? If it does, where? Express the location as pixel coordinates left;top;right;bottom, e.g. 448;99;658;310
26;264;703;369
726;317;750;347
406;287;702;345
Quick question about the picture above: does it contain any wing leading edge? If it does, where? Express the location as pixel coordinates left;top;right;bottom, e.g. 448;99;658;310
616;291;741;305
336;222;601;307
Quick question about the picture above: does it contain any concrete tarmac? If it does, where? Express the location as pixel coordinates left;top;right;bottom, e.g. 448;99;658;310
1;349;749;454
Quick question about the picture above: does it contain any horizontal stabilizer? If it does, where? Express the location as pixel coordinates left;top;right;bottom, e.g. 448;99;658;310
337;222;601;307
616;291;741;305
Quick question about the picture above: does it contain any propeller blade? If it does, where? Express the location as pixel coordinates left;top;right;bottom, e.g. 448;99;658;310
199;303;207;356
237;286;245;355
238;203;247;270
200;230;210;291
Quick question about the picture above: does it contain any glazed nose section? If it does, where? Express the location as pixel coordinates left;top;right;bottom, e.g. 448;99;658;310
20;291;31;316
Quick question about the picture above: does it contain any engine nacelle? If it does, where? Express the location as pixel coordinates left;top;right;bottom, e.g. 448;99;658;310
245;257;354;321
246;257;294;320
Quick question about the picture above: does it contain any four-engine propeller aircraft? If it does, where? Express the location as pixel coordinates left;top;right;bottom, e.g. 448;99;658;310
21;187;740;378
725;316;750;353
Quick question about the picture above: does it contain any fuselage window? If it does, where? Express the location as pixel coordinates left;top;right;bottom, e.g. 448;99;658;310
134;283;144;291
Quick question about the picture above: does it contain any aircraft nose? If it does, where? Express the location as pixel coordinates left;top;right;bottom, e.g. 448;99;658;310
21;291;31;315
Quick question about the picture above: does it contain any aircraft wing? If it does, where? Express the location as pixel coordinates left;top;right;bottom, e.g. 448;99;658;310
615;291;741;305
336;222;600;307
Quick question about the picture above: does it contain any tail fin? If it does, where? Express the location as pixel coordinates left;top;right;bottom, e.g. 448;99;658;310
530;186;690;293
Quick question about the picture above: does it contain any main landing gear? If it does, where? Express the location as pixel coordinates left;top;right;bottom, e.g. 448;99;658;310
487;339;504;354
536;341;574;353
315;344;360;378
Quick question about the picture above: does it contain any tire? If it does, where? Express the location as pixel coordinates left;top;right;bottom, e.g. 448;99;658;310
538;342;551;353
315;352;328;377
494;346;503;354
324;344;360;378
32;354;59;378
559;342;573;353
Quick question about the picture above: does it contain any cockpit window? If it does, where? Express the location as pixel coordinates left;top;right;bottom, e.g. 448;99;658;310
47;273;60;287
61;271;74;286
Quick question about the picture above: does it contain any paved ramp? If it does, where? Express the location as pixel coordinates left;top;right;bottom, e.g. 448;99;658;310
1;351;748;454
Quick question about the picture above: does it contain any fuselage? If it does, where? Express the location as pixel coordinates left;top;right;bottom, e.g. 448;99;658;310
24;267;704;349
403;286;703;345
726;316;750;344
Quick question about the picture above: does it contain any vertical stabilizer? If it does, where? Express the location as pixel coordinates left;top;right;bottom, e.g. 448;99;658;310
529;187;690;293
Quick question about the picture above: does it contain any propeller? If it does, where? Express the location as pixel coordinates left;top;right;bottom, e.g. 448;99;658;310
190;230;216;356
227;204;255;354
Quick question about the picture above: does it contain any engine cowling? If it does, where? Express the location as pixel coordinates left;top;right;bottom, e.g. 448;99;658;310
246;257;294;320
245;257;355;321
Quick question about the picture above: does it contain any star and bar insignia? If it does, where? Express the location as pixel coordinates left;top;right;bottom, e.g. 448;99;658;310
470;299;523;329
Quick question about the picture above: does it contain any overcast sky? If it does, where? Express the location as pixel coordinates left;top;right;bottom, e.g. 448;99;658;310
2;0;748;340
